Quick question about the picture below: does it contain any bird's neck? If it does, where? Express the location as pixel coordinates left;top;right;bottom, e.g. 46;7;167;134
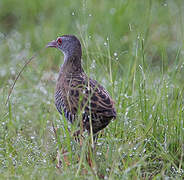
60;54;83;76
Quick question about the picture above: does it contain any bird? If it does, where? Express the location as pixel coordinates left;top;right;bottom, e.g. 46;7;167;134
47;35;116;136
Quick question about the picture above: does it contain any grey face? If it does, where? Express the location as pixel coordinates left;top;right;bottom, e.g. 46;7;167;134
47;35;81;57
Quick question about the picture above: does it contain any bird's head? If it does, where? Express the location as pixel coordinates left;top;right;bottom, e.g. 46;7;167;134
47;35;82;58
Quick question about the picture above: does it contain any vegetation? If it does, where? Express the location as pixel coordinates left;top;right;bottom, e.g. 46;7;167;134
0;0;184;179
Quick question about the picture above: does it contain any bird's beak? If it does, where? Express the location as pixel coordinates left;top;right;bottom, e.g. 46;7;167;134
46;40;57;48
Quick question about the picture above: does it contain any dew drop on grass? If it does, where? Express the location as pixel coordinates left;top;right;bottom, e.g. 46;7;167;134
10;67;16;75
31;136;35;140
106;168;110;172
90;59;96;69
72;12;75;16
104;42;107;46
104;176;108;180
46;101;51;105
114;52;118;56
124;94;129;99
125;111;128;117
88;14;92;17
87;86;90;91
110;8;116;15
118;147;122;153
39;86;47;95
97;152;102;156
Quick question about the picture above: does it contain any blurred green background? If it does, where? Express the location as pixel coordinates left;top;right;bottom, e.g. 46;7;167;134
0;0;183;71
1;0;184;179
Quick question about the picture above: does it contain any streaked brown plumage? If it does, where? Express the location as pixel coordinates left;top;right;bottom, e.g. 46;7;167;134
47;35;116;134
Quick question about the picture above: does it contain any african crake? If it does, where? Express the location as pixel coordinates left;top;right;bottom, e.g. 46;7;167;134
47;35;116;134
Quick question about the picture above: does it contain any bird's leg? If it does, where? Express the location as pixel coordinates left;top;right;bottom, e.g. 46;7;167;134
87;143;93;168
52;121;58;141
52;121;62;168
80;115;85;146
93;133;99;149
56;147;70;169
85;137;101;178
85;130;98;169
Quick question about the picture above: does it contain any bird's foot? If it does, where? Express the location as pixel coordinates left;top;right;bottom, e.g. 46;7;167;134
56;148;70;169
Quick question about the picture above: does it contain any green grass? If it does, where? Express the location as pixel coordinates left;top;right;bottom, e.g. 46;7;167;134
0;0;184;179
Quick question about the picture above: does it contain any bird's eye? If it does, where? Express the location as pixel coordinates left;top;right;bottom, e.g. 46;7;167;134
57;38;62;45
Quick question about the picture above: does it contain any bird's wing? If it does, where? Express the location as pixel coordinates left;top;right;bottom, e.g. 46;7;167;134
66;75;116;119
